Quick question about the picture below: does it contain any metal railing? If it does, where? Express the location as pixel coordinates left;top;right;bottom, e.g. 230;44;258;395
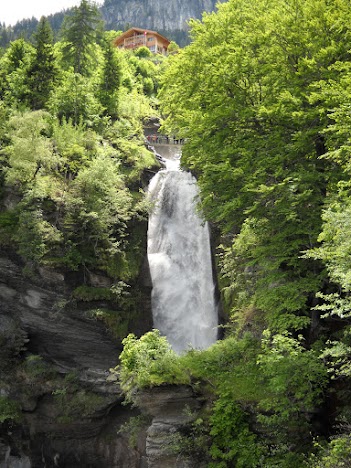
146;135;184;145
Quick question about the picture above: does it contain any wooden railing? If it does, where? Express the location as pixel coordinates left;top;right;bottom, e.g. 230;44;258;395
124;35;146;48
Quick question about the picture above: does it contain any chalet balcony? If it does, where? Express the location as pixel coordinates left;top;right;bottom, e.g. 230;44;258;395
123;35;147;48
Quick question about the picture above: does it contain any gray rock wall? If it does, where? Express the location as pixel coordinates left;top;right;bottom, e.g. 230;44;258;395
101;0;217;33
0;254;152;467
136;386;205;468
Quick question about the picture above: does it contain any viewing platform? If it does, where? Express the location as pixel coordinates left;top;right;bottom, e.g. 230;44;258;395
146;134;184;146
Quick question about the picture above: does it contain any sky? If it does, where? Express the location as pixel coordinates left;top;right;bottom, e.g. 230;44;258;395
1;0;103;26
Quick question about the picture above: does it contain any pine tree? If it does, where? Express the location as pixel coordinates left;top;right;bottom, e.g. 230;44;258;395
99;39;122;118
60;0;102;76
0;39;35;106
26;17;57;110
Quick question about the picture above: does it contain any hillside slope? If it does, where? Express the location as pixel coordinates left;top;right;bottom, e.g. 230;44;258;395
0;0;218;47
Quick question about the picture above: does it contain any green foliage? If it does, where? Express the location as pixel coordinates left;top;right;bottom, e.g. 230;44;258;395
48;70;104;127
159;0;350;332
134;47;152;59
319;328;351;379
73;282;130;304
88;308;129;339
256;330;328;460
309;436;351;468
0;100;153;275
167;41;180;55
99;39;122;118
209;397;263;467
51;118;96;175
60;0;103;76
0;20;160;298
219;216;318;333
118;414;150;448
72;285;114;301
119;330;328;465
0;396;21;424
129;54;159;96
53;381;104;423
179;333;263;401
25;17;58;110
307;197;351;293
0;99;11;146
0;210;18;246
63;151;133;270
110;217;148;281
0;39;35;107
5;110;57;188
15;208;62;263
118;88;156;122
118;330;189;401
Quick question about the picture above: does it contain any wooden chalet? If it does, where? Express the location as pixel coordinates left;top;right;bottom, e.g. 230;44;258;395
113;27;170;55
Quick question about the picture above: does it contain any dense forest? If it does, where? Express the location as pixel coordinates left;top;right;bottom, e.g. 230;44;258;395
120;0;351;466
2;0;351;466
0;2;163;463
0;0;161;277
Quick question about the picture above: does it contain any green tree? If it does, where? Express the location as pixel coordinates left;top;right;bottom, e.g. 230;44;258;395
159;0;349;332
63;151;134;271
14;208;63;264
303;68;351;396
99;39;122;118
0;38;34;107
129;54;159;96
25;16;58;110
167;41;180;55
60;0;103;76
48;70;103;126
309;436;351;468
4;111;57;188
134;46;152;59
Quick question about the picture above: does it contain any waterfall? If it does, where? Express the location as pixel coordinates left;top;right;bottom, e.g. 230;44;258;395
147;157;218;353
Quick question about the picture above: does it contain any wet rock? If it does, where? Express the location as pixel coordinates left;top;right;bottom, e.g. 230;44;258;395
136;386;202;468
0;438;31;468
87;272;113;288
0;252;152;467
38;267;65;285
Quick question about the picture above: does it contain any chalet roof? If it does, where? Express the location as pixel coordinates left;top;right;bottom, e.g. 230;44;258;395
114;27;171;47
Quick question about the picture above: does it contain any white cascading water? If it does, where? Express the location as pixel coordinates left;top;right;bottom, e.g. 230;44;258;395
147;157;218;353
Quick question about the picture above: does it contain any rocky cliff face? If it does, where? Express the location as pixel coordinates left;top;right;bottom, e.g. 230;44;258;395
135;386;205;468
3;0;218;48
101;0;217;41
0;221;206;468
0;146;218;467
0;252;152;467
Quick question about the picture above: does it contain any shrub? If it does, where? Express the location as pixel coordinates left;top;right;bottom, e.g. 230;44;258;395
118;330;189;401
0;396;21;423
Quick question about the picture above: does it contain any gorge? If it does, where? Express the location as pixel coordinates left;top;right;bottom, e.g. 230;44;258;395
3;0;351;465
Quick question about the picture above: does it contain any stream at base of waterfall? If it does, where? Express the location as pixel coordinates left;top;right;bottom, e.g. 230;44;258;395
147;156;218;353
